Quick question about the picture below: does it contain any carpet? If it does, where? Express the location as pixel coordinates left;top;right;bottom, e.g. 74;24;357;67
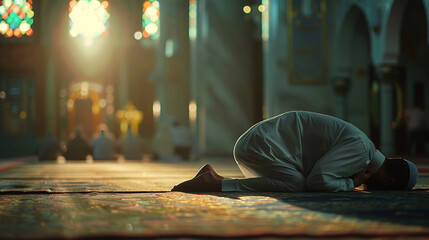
1;160;429;239
0;191;429;239
0;161;243;192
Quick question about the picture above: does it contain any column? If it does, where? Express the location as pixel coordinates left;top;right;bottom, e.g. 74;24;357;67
45;49;57;133
377;65;397;155
119;56;129;109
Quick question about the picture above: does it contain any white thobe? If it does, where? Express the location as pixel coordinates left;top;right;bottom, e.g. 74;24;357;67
222;111;385;192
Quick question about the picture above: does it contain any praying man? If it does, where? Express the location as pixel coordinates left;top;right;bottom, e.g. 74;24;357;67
172;111;418;192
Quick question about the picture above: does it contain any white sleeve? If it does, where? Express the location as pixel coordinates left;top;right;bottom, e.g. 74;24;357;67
306;175;355;192
222;176;305;192
305;135;368;192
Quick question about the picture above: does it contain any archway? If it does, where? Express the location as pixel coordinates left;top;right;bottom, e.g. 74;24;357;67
398;0;429;155
336;6;372;136
67;82;102;140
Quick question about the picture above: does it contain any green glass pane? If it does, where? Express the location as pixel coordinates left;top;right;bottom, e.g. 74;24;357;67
143;18;151;25
6;15;14;24
15;0;27;8
26;18;33;25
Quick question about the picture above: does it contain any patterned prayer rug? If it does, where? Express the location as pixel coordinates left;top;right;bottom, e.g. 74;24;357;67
0;190;428;239
0;160;429;239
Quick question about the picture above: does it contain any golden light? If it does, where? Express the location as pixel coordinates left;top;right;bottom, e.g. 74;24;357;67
243;5;251;14
115;102;143;136
92;104;100;114
152;100;161;119
83;38;93;47
258;5;265;12
189;100;197;122
68;0;110;45
19;111;27;119
98;98;107;108
67;99;74;110
80;82;89;98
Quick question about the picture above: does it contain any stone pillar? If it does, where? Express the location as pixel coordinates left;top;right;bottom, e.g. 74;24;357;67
119;56;129;109
156;0;190;123
377;65;399;155
45;49;57;134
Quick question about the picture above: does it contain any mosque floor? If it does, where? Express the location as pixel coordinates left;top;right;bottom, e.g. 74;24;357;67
0;156;428;239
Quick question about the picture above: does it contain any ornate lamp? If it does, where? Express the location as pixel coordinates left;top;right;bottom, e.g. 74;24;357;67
115;101;143;136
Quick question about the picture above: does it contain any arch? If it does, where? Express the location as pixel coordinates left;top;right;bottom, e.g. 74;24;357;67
397;0;429;154
335;5;372;135
336;5;372;71
386;0;429;49
67;82;103;138
383;0;410;64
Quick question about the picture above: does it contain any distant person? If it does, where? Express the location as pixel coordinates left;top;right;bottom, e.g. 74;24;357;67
92;129;115;160
153;123;176;161
36;131;62;160
120;126;143;160
406;107;429;155
65;128;92;160
170;119;192;160
172;111;418;192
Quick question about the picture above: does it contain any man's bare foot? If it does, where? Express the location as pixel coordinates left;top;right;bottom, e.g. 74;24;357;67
172;171;224;192
194;164;222;179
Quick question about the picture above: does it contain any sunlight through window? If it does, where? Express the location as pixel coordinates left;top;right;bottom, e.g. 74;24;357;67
0;0;34;38
142;0;159;40
69;0;109;44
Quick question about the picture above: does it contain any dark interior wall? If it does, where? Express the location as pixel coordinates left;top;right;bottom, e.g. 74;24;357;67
0;44;46;135
0;0;45;138
0;4;46;156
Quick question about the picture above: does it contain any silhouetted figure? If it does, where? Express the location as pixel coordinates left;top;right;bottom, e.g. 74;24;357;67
36;131;62;160
120;126;143;160
92;129;115;160
153;123;176;161
170;120;192;160
65;129;92;160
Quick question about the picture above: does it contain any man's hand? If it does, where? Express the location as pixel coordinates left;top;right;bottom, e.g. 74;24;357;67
352;166;372;187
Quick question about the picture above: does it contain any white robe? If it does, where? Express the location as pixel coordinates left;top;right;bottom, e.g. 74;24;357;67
222;111;385;192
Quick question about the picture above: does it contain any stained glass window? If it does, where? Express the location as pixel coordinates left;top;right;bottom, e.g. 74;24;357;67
142;0;159;40
69;0;110;45
0;0;34;38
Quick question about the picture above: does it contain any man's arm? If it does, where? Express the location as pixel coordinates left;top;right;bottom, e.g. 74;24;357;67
222;176;305;192
305;135;369;192
306;174;355;192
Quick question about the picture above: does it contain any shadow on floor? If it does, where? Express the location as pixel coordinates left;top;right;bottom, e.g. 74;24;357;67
198;188;429;228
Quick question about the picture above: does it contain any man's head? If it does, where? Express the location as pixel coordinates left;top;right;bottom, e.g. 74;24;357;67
365;158;418;190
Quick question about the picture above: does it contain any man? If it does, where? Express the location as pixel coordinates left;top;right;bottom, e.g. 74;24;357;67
36;131;62;160
120;126;143;160
65;128;92;161
170;119;192;160
92;129;115;160
172;111;418;192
